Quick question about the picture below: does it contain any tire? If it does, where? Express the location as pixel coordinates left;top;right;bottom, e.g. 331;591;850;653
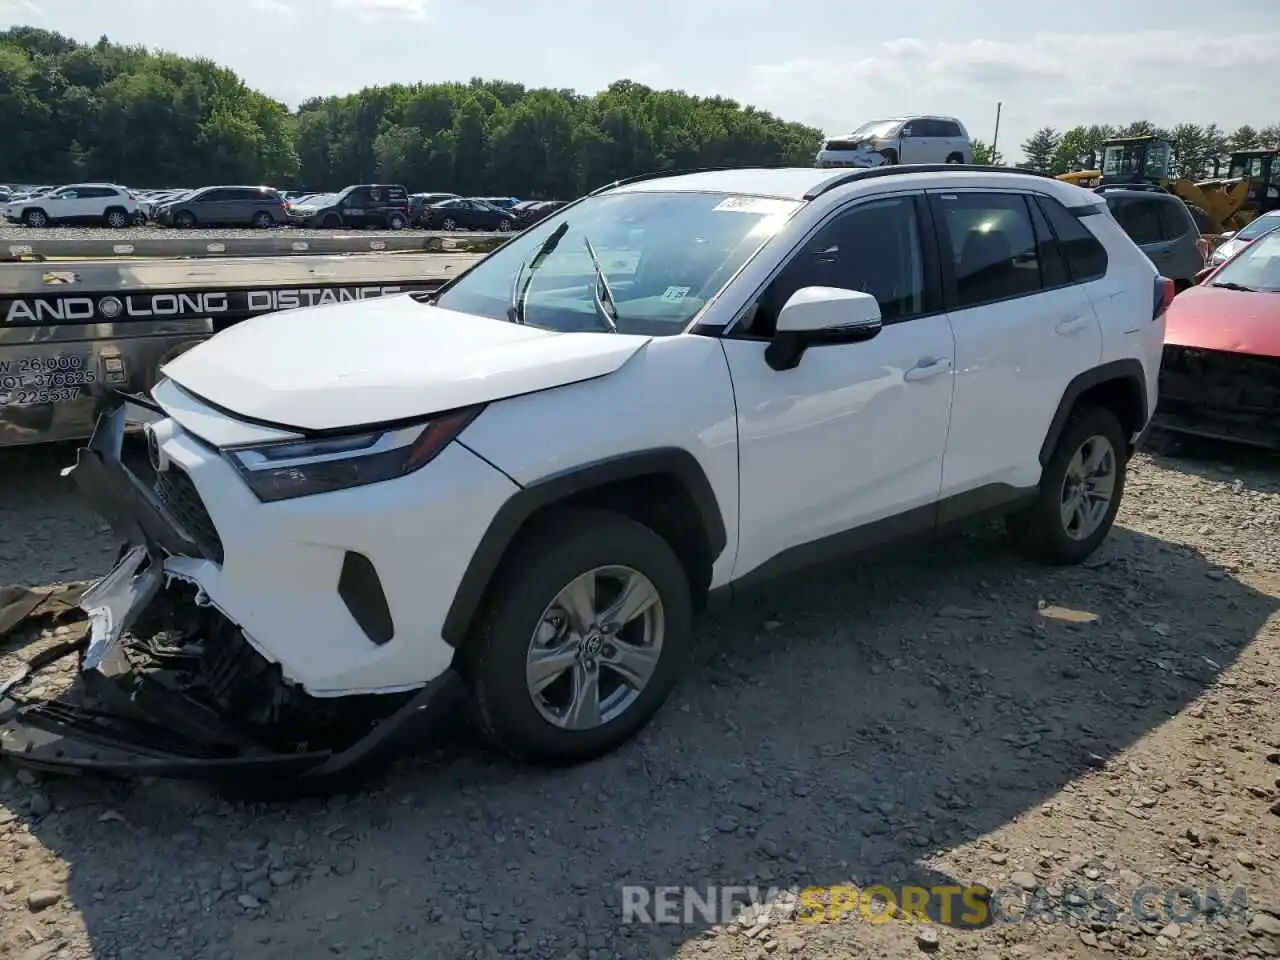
498;219;513;232
441;217;458;231
173;211;196;229
464;507;693;766
1005;404;1128;565
387;213;406;230
880;149;899;165
251;211;274;229
104;209;128;228
22;208;47;228
945;153;964;164
321;214;340;229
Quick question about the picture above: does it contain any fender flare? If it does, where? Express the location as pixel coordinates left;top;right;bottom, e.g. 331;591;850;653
441;447;727;647
1039;358;1148;466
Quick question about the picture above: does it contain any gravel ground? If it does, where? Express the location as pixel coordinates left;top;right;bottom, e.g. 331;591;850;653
0;225;497;243
0;434;1278;960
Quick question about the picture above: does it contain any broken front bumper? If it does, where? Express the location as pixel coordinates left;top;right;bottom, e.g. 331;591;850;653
1154;345;1280;449
0;400;463;785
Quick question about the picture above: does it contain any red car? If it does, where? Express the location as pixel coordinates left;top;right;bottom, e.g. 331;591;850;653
1156;229;1280;447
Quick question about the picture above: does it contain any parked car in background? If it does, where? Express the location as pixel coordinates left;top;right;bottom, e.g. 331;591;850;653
816;116;973;167
480;196;520;209
1156;228;1280;448
288;184;410;229
1208;210;1280;266
409;192;460;226
153;186;289;228
422;197;518;232
3;183;140;228
513;200;567;226
1102;189;1208;288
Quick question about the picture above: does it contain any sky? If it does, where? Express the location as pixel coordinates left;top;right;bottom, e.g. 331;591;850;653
1;0;1277;162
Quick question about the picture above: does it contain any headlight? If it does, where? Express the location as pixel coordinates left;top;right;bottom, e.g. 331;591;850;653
225;406;484;503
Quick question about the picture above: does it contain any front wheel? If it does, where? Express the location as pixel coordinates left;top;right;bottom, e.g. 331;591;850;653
441;217;458;231
104;210;129;228
387;213;406;230
498;219;513;233
173;211;196;229
251;211;274;229
1005;404;1128;565
465;508;692;766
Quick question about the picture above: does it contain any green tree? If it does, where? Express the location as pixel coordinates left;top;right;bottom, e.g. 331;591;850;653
1021;127;1060;172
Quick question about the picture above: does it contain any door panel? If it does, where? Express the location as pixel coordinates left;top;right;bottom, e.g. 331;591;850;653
723;193;956;579
928;189;1103;495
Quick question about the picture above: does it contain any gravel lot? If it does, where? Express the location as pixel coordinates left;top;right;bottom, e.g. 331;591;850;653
0;434;1278;960
0;225;498;243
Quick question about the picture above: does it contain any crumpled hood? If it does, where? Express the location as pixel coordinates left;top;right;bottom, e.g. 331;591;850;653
160;294;652;431
1165;284;1280;357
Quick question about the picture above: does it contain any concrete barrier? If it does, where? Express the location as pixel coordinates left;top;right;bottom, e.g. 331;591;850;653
0;232;510;262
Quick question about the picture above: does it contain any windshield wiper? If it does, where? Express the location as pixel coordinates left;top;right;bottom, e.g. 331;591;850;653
508;221;569;324
581;235;619;333
1209;281;1257;292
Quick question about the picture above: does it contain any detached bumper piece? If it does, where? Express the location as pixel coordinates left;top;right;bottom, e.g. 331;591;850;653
1155;345;1280;449
0;402;463;788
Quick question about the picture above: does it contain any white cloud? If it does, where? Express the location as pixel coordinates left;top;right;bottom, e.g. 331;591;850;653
250;0;295;15
0;0;41;17
331;0;429;22
745;30;1278;160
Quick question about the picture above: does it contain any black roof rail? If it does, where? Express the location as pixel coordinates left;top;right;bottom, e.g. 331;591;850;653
803;163;1056;200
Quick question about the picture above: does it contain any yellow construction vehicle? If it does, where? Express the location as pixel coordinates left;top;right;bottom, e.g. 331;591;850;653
1054;135;1258;234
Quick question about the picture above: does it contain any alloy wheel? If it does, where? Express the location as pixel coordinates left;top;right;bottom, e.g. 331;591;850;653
1059;434;1117;541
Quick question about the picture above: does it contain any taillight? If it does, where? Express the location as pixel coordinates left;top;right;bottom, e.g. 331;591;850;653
1153;276;1175;320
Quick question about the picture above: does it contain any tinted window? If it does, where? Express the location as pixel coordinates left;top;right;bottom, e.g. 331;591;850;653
386;187;407;201
79;187;114;198
1108;197;1162;245
1237;213;1280;240
196;189;227;202
1027;198;1069;287
1036;196;1108;282
747;195;926;336
933;192;1042;308
937;121;964;138
1156;198;1195;239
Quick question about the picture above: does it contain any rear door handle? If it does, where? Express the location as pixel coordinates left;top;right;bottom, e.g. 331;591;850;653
904;357;952;382
1055;316;1092;335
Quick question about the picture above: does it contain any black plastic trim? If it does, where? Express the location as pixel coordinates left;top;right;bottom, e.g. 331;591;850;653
440;448;727;646
718;482;1036;597
338;551;395;646
1038;359;1149;466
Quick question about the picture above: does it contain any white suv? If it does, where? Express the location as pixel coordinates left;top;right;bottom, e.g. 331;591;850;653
817;116;974;168
21;165;1169;781
3;182;140;228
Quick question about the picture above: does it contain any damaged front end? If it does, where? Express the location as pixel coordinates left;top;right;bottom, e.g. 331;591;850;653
1155;344;1280;449
0;399;462;787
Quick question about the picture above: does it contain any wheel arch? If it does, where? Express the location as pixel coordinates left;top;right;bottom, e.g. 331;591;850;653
441;447;728;647
1039;359;1148;466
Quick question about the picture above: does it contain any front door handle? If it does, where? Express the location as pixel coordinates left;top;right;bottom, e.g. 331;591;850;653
1055;316;1092;335
904;357;952;382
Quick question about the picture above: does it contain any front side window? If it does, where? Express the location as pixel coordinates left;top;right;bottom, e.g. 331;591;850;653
932;191;1043;308
741;195;926;338
1209;231;1280;292
432;190;802;337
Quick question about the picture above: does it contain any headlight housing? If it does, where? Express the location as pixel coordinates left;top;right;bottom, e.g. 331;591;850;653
225;405;484;503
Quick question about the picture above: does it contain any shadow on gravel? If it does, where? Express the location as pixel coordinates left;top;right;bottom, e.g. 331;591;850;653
3;513;1275;960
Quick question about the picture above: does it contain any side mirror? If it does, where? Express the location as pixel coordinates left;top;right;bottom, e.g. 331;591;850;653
765;286;883;371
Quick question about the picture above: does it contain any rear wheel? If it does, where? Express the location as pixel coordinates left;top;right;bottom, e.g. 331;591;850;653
441;217;458;231
946;152;964;164
387;212;406;230
1005;405;1128;565
251;211;274;229
465;508;692;766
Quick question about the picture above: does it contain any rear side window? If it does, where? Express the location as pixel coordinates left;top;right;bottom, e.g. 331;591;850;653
939;121;964;138
1108;197;1163;245
931;191;1043;309
1156;197;1195;239
1036;196;1108;282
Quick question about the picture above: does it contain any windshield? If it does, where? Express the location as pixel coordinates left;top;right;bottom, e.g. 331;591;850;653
850;119;901;139
1236;214;1280;241
431;190;802;336
1212;231;1280;292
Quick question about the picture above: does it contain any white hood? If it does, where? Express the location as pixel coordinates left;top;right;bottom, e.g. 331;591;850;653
160;294;652;431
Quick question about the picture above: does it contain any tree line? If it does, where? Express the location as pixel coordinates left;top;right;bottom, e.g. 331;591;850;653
0;26;821;197
1013;122;1280;179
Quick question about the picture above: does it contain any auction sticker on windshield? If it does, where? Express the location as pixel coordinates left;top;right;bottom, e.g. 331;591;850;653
713;196;800;216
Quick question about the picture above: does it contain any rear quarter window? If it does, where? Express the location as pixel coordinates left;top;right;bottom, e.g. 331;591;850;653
1036;195;1109;282
1156;198;1196;239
